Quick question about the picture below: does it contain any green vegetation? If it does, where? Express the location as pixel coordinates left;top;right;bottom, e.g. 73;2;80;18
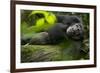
21;10;89;63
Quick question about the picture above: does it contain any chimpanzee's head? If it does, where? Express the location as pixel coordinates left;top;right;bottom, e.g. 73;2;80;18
66;23;84;40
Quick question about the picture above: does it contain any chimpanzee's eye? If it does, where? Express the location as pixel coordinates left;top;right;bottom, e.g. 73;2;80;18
76;25;79;27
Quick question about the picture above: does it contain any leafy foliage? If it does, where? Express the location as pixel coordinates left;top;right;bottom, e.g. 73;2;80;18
21;10;57;34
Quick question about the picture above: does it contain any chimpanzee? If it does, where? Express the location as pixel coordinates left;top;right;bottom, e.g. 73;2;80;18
21;15;84;45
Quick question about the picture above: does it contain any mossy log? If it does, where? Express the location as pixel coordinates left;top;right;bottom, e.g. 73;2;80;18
21;42;82;63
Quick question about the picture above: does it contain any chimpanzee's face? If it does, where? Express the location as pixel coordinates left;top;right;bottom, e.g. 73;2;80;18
66;23;83;40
